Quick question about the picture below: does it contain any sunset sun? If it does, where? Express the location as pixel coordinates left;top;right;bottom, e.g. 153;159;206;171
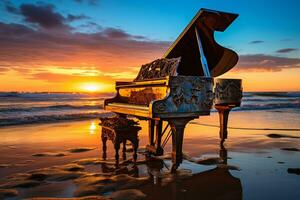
81;83;100;92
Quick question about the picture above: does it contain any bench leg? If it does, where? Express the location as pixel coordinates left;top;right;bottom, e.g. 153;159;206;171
101;135;107;160
169;118;193;172
132;137;139;162
114;141;120;167
122;140;127;160
215;106;231;142
127;132;139;162
117;113;127;118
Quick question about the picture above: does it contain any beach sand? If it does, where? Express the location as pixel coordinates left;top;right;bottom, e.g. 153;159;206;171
0;110;299;200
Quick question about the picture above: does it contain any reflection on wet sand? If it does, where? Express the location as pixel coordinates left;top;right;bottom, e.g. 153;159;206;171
0;111;299;199
142;168;242;200
140;142;242;200
99;132;242;200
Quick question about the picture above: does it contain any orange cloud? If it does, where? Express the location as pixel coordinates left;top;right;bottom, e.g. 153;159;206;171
0;21;169;86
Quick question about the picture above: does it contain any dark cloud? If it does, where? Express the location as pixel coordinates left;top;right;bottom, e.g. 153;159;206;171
0;22;34;36
102;28;148;40
235;54;300;72
249;40;264;44
73;0;98;5
80;21;102;28
276;48;298;53
67;14;89;22
102;28;131;39
20;3;65;29
5;3;20;14
6;3;89;29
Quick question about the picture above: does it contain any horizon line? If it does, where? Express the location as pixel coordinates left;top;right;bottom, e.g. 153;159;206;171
1;91;300;93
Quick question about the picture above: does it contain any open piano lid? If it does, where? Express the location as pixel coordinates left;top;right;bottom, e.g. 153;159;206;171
163;8;239;77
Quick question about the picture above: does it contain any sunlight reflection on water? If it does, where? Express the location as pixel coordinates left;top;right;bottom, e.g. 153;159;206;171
89;121;98;135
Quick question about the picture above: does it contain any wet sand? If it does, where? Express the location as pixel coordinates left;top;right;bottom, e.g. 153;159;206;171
0;110;299;200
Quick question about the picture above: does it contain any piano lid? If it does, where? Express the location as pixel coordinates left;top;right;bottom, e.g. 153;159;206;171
163;8;239;77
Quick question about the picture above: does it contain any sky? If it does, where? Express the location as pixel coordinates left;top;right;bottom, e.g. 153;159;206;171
0;0;300;92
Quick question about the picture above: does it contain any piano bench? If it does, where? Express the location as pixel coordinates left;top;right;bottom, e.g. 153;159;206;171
99;117;141;165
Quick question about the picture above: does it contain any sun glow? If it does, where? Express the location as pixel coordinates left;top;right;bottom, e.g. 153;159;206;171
81;83;101;92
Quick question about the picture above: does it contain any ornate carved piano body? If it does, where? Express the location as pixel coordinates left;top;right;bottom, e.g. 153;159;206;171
104;8;242;171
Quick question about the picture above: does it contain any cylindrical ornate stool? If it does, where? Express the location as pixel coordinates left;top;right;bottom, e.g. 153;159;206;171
214;78;242;141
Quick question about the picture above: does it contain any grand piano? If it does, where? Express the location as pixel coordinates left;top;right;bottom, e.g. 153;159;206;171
104;8;243;171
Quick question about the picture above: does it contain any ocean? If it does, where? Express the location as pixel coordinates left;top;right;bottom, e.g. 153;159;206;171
0;92;300;126
0;92;300;200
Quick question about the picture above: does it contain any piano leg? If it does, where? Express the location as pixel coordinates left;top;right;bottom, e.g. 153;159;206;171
148;120;155;146
147;119;163;156
219;140;228;164
101;135;107;160
169;118;193;172
215;105;232;142
155;120;164;155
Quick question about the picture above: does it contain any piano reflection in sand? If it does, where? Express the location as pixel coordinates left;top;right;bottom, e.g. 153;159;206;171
104;8;243;171
100;134;243;200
